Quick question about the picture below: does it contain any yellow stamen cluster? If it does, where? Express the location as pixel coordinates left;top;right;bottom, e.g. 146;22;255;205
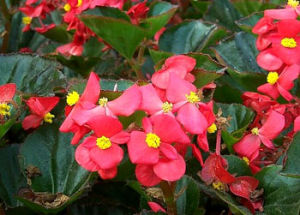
66;91;80;106
146;133;161;148
77;0;82;7
251;127;259;135
281;38;297;48
267;72;279;85
44;113;55;123
96;136;112;150
64;3;71;12
0;103;11;116
22;16;32;25
207;123;217;134
186;91;200;104
288;0;299;8
212;181;226;191
99;97;108;107
242;157;250;165
162;102;173;113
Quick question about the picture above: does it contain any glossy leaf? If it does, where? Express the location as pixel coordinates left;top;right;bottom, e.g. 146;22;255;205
176;176;200;215
256;165;300;215
204;0;242;32
80;15;146;59
224;155;252;176
158;20;217;54
281;132;300;178
0;54;66;95
0;145;27;207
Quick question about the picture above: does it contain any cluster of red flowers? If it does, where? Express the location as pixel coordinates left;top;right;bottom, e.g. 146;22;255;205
19;0;152;56
233;0;300;173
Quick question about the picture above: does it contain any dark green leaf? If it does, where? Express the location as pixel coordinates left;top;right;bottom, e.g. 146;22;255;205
236;12;263;33
83;6;130;21
281;132;300;178
233;0;276;16
148;1;174;16
224;155;252;176
213;32;266;74
159;20;217;54
256;165;300;215
204;0;242;32
41;24;72;44
0;145;27;207
0;54;66;95
80;15;146;59
18;123;91;212
176;176;200;215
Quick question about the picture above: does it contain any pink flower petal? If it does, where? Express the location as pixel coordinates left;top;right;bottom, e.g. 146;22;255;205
148;202;166;213
257;50;283;71
108;84;141;116
139;84;163;115
22;114;42;130
80;72;100;104
152;114;190;143
127;131;159;164
259;110;285;140
233;134;261;160
177;103;208;134
87;115;123;138
75;137;99;171
90;143;123;169
98;166;118;179
294;116;300;132
153;155;186;182
160;142;178;160
257;83;279;100
0;83;16;103
135;164;161;186
264;8;297;20
110;131;130;144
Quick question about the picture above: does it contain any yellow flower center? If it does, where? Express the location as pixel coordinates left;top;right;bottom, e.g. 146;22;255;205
281;38;297;48
99;97;108;107
251;127;259;135
44;112;55;123
22;16;32;25
242;156;250;165
66;91;80;106
207;123;217;134
64;3;71;11
77;0;82;7
96;136;112;150
162;102;173;113
288;0;299;8
212;181;226;191
186;91;200;104
0;103;11;116
146;133;160;148
267;72;279;85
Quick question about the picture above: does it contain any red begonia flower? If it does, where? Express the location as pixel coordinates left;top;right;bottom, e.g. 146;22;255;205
73;84;141;126
233;110;285;160
264;1;300;20
75;115;129;179
22;96;59;130
166;73;208;134
151;55;196;89
127;1;149;25
229;176;259;200
242;92;276;114
257;64;300;101
60;72;100;133
128;115;189;165
199;153;235;185
148;202;166;213
0;83;17;117
294;116;300;132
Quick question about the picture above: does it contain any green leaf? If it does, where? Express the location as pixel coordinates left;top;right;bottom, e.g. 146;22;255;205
281;132;300;178
0;54;66;95
18;123;91;212
158;20;217;54
148;1;174;16
80;15;146;59
0;119;15;140
195;179;252;215
233;0;276;16
213;32;266;74
236;12;263;33
41;24;72;44
190;1;210;18
256;165;300;215
141;7;177;38
215;103;255;152
204;0;242;32
176;176;200;215
223;155;252;176
0;144;27;207
83;6;131;21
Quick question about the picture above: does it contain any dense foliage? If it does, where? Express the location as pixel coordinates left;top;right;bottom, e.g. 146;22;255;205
0;0;299;214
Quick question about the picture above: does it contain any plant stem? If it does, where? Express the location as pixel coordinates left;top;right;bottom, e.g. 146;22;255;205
216;129;221;155
160;181;177;215
0;0;11;53
128;59;146;80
